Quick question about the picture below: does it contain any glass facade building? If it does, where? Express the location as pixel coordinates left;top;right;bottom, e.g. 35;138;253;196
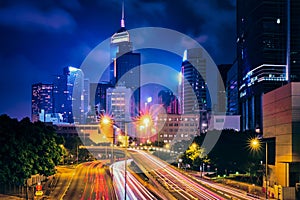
110;22;141;117
237;0;300;131
106;86;133;133
180;48;208;133
53;66;84;123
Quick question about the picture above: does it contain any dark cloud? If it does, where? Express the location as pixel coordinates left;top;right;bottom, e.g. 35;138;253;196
0;4;76;32
123;0;236;63
0;0;236;119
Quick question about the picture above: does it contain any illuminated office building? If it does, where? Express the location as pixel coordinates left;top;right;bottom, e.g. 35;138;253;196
237;0;300;131
110;4;141;117
31;83;53;122
180;48;208;133
106;86;133;134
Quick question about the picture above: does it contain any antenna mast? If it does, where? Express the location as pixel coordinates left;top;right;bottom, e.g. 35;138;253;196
121;0;125;28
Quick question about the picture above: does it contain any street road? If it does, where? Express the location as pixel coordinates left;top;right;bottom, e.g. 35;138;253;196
62;161;116;200
129;149;225;200
111;159;158;200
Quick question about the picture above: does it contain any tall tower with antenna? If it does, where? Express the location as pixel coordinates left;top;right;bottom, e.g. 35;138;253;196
110;0;132;84
121;0;125;28
109;0;141;117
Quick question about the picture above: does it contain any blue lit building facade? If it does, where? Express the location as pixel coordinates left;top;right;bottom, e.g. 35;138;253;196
53;66;84;123
237;0;300;131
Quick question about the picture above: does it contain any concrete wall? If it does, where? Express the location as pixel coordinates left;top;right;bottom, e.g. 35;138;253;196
263;83;300;190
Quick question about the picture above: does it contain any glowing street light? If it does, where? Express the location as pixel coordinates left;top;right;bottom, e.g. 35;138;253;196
139;125;145;131
102;116;111;125
100;115;115;166
100;115;114;144
250;138;260;150
100;115;113;126
143;117;150;127
142;115;151;144
136;113;153;144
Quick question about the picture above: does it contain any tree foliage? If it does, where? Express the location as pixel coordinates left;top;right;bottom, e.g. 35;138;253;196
180;129;263;174
180;142;210;170
0;115;64;185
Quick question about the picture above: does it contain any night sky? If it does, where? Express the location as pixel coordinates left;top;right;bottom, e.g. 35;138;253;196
0;0;236;120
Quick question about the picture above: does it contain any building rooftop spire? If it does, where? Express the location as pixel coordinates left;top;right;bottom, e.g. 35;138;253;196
111;0;130;44
121;0;125;28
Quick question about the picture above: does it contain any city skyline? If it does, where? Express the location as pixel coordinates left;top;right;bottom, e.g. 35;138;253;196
0;0;236;120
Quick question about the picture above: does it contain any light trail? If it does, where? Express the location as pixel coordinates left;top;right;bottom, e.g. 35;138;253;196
111;159;157;200
131;149;225;200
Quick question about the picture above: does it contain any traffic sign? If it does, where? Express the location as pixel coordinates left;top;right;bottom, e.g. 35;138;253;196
36;184;42;191
35;190;43;196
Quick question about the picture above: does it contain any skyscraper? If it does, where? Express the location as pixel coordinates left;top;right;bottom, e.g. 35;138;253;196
181;48;207;113
31;83;53;122
53;66;84;123
237;0;300;131
181;48;208;133
109;3;141;117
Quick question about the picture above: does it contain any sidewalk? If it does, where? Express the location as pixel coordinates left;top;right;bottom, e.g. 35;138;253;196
0;165;76;200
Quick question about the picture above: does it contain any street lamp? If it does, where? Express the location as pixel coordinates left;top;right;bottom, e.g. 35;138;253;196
250;137;268;199
100;115;115;164
100;115;114;142
140;114;152;144
101;116;110;124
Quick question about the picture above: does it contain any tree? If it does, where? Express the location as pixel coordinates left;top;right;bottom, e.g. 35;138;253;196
179;129;263;176
179;142;209;171
0;115;64;186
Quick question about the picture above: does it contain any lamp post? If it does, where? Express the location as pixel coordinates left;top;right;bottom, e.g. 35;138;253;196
140;114;151;144
144;117;150;144
100;115;114;163
250;137;268;199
